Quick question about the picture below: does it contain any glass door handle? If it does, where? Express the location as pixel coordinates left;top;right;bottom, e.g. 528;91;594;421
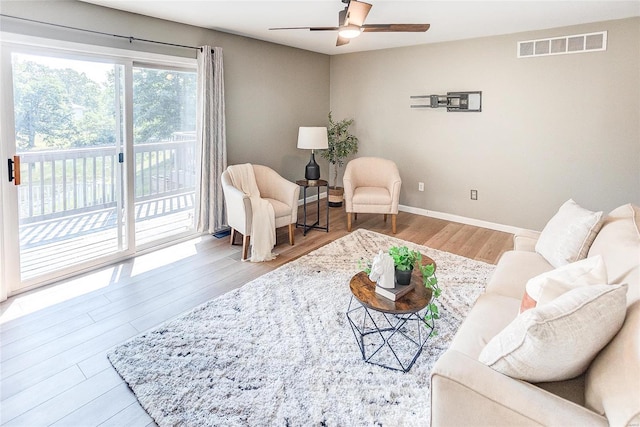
7;155;20;185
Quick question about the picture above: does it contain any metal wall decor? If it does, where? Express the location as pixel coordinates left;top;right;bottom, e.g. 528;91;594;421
410;91;482;112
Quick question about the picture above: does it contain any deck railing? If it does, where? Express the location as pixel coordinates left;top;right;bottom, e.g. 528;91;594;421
18;138;196;224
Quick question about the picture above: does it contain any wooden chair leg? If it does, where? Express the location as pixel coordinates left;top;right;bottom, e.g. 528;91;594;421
242;235;250;260
392;214;397;234
354;213;358;220
230;228;236;245
288;223;295;246
347;213;352;232
383;214;388;222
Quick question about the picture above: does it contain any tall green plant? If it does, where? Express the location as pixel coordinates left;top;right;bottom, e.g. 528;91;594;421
319;112;358;188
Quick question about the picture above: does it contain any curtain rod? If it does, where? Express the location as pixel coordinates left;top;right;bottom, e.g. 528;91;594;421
0;13;211;52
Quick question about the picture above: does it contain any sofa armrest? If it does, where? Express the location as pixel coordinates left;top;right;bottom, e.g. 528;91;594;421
513;229;541;252
431;350;607;427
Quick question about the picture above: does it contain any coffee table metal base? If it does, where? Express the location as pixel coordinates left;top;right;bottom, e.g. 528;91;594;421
346;296;435;373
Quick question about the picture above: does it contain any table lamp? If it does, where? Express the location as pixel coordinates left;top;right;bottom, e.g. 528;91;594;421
297;127;328;182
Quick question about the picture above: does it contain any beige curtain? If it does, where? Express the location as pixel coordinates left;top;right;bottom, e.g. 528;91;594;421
196;46;227;233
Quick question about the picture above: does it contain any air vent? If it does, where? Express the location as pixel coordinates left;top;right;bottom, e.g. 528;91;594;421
518;31;607;58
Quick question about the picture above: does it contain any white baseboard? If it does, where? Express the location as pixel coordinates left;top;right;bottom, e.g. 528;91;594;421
298;191;328;206
398;204;530;235
294;196;530;235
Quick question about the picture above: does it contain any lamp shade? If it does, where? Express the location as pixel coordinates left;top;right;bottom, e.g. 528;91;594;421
297;127;328;150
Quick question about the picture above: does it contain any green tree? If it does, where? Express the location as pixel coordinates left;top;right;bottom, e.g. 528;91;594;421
70;68;118;148
133;67;196;143
13;59;118;150
13;61;76;149
13;58;196;150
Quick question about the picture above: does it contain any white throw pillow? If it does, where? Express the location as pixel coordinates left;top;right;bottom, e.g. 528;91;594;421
479;284;627;382
535;199;604;268
520;255;608;312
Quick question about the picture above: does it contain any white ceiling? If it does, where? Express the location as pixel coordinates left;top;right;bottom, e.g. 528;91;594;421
79;1;640;55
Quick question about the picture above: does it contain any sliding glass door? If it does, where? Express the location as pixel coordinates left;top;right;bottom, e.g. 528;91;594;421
8;52;127;286
1;46;197;294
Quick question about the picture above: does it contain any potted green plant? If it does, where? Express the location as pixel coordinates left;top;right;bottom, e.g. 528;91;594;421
420;262;441;329
319;112;358;207
388;246;422;285
359;246;441;331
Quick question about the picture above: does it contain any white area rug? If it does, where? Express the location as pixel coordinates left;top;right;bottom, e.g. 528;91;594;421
108;229;495;426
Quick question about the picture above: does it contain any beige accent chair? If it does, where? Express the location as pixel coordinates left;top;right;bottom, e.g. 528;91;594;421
343;157;402;233
221;165;300;260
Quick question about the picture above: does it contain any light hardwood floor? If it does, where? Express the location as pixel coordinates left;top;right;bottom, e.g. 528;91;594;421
0;206;513;426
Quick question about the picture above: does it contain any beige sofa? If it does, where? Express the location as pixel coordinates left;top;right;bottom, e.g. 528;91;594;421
430;203;640;427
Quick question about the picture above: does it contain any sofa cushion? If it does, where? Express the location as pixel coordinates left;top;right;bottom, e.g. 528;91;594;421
352;187;391;205
486;251;553;300
449;293;520;359
587;203;640;304
478;284;627;382
520;255;607;312
585;204;640;426
264;198;291;219
513;229;540;252
585;301;640;427
535;199;603;268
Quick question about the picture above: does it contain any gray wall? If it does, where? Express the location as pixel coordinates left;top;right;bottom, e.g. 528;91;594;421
0;0;330;182
330;18;640;230
2;2;639;230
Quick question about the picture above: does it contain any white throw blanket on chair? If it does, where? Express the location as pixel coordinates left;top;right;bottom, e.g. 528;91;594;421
227;164;276;262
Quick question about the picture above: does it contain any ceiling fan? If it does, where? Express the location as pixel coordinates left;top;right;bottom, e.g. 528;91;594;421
269;0;430;47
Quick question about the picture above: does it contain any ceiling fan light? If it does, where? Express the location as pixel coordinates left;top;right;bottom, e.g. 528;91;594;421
338;24;362;39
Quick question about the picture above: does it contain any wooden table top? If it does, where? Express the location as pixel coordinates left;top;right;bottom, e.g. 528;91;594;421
296;179;328;187
349;255;435;314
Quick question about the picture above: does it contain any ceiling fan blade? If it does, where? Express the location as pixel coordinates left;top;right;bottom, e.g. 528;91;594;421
269;26;339;31
310;27;340;32
362;24;430;32
345;0;372;27
339;8;347;26
336;35;350;46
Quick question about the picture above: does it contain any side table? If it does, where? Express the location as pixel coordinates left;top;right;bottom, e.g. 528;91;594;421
346;256;436;372
296;179;329;236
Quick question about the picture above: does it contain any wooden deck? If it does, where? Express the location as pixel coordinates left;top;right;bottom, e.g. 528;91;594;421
0;206;513;426
19;193;195;281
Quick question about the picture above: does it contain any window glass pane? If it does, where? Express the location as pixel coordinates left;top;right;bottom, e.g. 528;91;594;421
133;67;196;144
12;52;125;280
132;66;197;246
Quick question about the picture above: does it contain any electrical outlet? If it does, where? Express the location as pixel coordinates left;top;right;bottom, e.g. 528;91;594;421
470;189;478;200
418;182;424;192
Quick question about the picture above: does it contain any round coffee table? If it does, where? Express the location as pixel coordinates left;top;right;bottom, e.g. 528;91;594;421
346;255;436;372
